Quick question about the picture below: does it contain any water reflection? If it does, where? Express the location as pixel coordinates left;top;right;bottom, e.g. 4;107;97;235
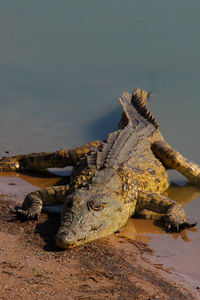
0;170;68;189
119;215;198;244
165;182;200;206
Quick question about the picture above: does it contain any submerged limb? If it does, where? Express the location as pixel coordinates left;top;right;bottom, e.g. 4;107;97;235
0;140;101;171
136;191;196;232
15;185;70;220
152;141;200;186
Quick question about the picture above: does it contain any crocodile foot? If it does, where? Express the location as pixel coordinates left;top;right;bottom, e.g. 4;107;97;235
165;221;197;233
164;204;197;232
12;206;40;221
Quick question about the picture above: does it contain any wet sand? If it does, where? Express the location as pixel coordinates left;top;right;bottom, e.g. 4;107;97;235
0;173;200;299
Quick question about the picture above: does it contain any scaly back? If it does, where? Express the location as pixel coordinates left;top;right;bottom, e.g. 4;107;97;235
87;88;159;170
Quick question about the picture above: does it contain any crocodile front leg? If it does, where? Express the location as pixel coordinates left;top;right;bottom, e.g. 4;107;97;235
136;191;196;232
15;185;70;220
0;140;101;171
151;141;200;186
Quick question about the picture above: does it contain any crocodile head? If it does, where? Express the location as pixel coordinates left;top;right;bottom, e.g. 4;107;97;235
55;175;131;249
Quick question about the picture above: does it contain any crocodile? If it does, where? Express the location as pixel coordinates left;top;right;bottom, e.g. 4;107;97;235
0;88;199;249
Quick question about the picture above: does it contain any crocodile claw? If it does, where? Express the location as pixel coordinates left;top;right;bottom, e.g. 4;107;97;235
165;221;197;233
12;206;40;221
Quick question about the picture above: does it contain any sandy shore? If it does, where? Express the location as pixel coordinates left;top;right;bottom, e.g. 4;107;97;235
0;195;199;300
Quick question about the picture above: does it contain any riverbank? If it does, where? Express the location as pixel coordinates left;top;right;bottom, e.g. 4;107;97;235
0;195;199;300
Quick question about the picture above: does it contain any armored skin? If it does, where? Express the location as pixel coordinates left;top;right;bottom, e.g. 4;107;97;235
0;89;199;248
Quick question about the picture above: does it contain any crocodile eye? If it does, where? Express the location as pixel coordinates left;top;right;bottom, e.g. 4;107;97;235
87;200;104;211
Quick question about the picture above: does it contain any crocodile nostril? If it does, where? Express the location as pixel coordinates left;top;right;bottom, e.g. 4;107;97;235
55;231;76;249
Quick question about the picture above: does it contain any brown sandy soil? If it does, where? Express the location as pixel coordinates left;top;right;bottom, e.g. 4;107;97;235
0;196;199;300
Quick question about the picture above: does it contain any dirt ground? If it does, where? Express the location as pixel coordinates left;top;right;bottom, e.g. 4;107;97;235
0;196;199;300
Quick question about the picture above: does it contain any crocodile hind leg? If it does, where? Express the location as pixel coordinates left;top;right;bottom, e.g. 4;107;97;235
135;210;165;220
136;191;195;232
15;185;70;220
0;140;101;171
151;141;200;186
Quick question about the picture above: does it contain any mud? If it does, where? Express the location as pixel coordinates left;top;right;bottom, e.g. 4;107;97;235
0;196;199;300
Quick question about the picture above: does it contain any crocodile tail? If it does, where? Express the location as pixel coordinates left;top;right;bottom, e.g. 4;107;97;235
132;88;150;106
119;88;158;129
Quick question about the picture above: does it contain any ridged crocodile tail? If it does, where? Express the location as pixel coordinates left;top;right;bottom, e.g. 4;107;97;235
87;88;159;170
119;88;159;129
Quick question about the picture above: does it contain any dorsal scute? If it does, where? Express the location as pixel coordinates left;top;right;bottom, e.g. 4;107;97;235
87;88;159;171
86;130;120;169
119;88;159;129
86;150;97;167
131;89;158;129
104;127;132;167
96;130;120;169
87;127;138;170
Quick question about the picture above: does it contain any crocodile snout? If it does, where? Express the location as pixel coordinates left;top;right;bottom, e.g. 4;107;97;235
55;230;76;249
